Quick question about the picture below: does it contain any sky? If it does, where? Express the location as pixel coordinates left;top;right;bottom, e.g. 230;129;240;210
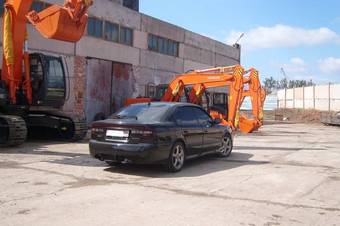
140;0;340;84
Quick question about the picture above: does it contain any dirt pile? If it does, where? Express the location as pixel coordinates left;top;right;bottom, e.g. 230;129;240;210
274;108;322;123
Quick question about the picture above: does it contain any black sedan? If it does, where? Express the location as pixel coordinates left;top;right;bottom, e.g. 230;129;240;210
89;102;233;172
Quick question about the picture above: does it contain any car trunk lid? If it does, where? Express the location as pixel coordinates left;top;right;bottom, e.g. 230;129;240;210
91;119;156;144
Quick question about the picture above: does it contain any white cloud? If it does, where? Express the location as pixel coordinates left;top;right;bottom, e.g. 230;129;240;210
318;57;340;74
225;24;340;50
280;57;308;74
290;57;305;66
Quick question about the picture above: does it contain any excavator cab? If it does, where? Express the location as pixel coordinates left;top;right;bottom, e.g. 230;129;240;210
29;53;66;108
211;92;229;116
154;84;169;100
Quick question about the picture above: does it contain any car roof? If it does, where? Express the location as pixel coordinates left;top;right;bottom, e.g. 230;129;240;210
130;102;200;108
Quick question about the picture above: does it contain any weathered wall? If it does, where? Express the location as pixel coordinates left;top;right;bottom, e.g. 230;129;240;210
277;84;340;111
85;59;112;122
112;63;136;111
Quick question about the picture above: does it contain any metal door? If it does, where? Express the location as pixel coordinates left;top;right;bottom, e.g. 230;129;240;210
85;58;113;122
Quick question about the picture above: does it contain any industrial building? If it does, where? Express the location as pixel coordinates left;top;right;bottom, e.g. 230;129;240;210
0;0;241;122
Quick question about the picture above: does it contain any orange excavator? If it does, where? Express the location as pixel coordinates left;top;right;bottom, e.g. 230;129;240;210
125;65;266;133
126;65;245;131
187;66;266;133
0;0;93;147
161;65;245;130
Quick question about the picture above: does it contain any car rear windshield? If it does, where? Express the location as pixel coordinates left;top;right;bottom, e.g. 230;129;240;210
112;104;171;122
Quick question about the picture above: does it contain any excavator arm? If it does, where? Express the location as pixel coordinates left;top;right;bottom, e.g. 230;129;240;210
239;68;266;133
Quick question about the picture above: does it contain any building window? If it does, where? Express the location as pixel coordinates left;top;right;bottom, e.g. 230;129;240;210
148;34;158;51
148;34;179;57
104;21;119;42
87;17;103;38
87;17;134;46
0;0;4;16
123;0;139;11
120;26;133;46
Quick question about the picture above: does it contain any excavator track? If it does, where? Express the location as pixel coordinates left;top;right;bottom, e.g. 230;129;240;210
70;118;88;141
0;115;27;147
26;110;87;141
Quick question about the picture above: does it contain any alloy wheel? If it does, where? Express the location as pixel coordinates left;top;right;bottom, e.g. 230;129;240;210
219;134;233;157
172;144;185;170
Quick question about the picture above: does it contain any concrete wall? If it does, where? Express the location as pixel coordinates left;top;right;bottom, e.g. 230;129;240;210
277;84;340;111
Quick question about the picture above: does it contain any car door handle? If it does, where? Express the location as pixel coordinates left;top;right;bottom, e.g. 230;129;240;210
183;130;189;135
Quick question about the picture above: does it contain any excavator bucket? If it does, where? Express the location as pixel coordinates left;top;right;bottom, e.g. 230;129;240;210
27;5;88;42
239;115;259;134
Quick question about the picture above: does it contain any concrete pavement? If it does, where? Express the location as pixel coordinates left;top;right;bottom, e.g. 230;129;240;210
1;123;340;225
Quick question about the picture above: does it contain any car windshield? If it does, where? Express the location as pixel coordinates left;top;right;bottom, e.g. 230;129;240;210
112;104;171;122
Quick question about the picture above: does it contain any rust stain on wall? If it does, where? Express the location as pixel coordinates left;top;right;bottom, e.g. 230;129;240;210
85;59;112;122
112;62;136;112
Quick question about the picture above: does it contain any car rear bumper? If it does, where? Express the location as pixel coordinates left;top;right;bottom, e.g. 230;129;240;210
89;140;170;164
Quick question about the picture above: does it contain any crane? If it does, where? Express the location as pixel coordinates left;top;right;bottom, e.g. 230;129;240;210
280;67;288;89
0;0;93;147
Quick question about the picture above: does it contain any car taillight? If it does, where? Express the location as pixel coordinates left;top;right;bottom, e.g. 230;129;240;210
91;128;105;139
130;129;154;137
92;128;104;133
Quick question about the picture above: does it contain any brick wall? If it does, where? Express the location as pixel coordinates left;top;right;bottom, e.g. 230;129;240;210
73;56;87;118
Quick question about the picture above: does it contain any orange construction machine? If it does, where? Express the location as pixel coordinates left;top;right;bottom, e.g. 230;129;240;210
0;0;93;147
161;65;245;130
125;65;266;133
183;66;266;133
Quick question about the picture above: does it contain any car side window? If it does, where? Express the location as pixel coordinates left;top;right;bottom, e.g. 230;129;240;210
172;107;199;126
192;107;213;126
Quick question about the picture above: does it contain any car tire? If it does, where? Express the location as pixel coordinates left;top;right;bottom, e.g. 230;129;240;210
217;133;233;158
164;142;186;172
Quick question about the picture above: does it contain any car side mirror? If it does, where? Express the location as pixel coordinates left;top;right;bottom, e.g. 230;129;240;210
213;118;222;125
